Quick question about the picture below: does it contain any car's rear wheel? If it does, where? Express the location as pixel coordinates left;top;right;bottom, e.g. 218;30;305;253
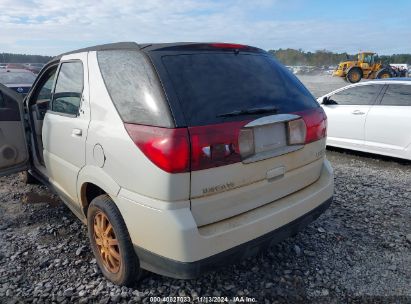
87;194;142;286
346;68;362;83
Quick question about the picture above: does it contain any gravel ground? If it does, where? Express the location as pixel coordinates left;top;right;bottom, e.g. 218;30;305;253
297;74;371;98
0;149;410;303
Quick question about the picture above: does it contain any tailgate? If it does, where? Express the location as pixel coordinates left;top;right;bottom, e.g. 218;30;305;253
190;139;326;226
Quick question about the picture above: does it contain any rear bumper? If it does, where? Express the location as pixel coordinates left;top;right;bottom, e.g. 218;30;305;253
114;159;334;279
134;197;332;279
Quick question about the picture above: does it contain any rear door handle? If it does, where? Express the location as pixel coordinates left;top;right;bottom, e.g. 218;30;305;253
352;110;365;115
72;128;82;136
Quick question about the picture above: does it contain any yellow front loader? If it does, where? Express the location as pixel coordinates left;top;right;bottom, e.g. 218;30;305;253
333;52;394;83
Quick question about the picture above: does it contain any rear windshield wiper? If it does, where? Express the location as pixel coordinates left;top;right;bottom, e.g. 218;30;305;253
217;106;279;118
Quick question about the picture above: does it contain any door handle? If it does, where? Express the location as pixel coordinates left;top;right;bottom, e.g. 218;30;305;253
352;110;365;115
72;128;82;136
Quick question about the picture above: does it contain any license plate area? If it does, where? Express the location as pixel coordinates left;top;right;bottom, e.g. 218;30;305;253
239;114;304;164
254;123;287;153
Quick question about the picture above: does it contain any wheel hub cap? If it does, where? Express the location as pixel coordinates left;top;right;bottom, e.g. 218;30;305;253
94;211;121;273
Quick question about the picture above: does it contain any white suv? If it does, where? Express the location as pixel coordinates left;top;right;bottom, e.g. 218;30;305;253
0;42;333;286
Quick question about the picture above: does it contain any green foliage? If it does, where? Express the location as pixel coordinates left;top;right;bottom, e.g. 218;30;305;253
379;54;411;65
2;49;411;67
0;53;52;64
268;48;411;66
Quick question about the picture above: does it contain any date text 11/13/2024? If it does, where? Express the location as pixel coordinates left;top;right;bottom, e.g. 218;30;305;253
149;296;258;303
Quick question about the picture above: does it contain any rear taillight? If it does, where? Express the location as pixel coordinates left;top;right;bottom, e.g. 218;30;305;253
125;109;326;174
189;121;247;171
287;118;307;145
124;124;190;173
297;108;327;143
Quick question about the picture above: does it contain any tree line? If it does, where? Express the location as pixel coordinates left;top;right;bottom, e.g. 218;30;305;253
0;53;52;63
268;48;411;66
2;49;411;66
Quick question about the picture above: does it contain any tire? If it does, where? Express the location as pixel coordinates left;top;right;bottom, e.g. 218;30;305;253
21;170;39;184
346;68;362;83
87;194;142;286
376;70;392;79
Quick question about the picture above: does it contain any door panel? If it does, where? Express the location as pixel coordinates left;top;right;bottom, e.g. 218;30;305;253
365;106;411;151
42;54;90;203
365;84;411;155
0;84;29;176
322;84;384;149
323;104;371;147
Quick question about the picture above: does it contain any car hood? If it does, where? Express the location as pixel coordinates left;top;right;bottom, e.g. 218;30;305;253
5;84;32;94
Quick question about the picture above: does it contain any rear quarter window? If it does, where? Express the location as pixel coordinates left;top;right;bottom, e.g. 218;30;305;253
159;52;318;126
97;50;173;127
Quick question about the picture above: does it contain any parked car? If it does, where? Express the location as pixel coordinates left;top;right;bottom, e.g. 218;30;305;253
24;63;44;74
318;78;411;160
0;42;333;286
5;63;26;69
0;69;36;95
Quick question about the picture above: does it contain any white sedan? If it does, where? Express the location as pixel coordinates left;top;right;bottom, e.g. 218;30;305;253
318;79;411;160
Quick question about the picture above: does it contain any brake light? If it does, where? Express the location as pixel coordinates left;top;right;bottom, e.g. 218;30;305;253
124;124;190;173
189;121;247;171
210;43;249;49
124;109;325;174
297;108;327;143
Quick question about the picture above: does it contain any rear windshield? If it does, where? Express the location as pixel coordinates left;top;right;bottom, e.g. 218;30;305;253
160;53;318;126
0;72;36;84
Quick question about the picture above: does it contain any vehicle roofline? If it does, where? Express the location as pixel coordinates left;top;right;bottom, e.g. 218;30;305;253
318;79;411;98
369;77;411;82
50;41;265;62
52;42;141;62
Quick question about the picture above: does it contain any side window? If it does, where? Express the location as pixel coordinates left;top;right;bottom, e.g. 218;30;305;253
380;84;411;106
52;61;84;116
363;55;371;64
328;85;382;105
37;70;56;101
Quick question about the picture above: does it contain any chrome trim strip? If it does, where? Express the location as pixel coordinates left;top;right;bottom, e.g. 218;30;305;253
242;145;303;164
244;114;300;128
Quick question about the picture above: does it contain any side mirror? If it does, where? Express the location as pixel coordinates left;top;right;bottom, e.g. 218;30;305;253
322;97;338;105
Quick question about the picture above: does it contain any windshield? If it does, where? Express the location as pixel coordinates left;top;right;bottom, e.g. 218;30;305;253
0;72;36;84
160;53;318;126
